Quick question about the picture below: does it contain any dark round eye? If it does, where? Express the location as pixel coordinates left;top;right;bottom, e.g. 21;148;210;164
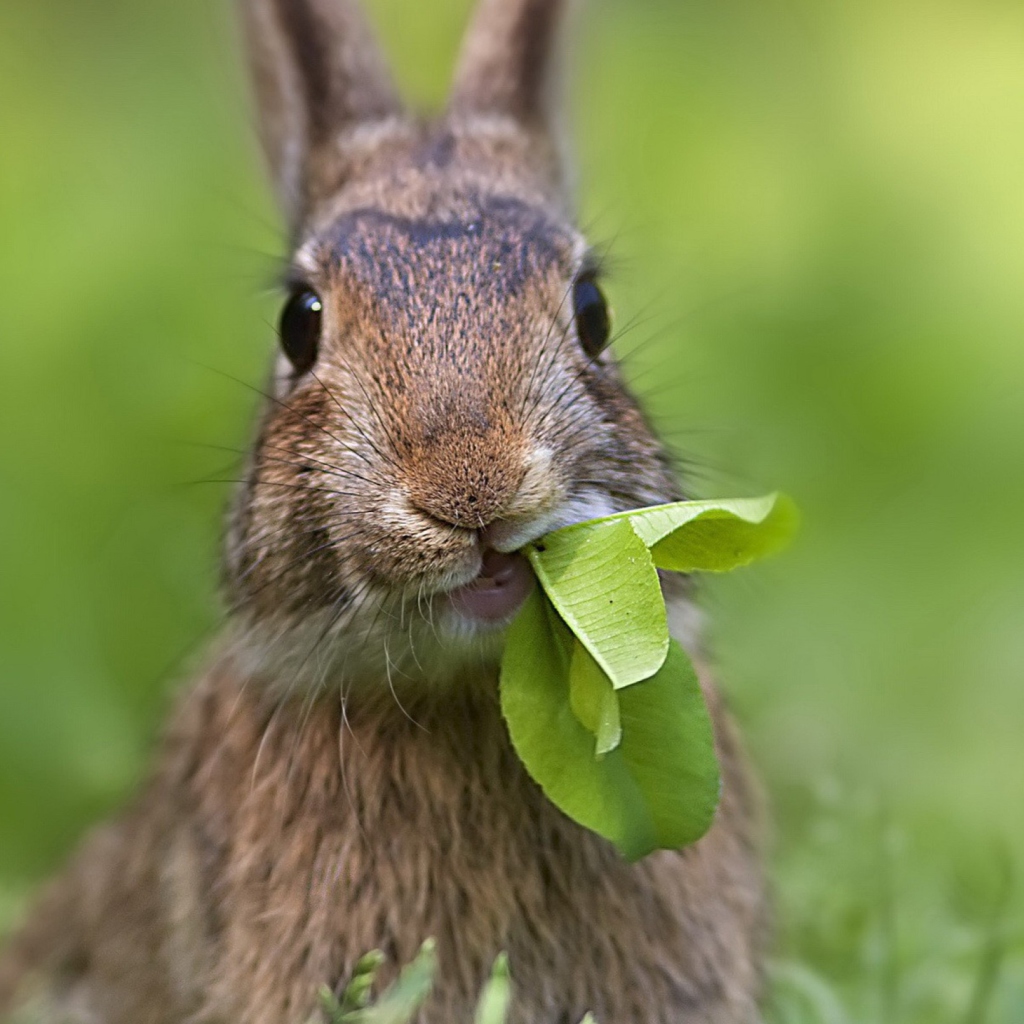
279;289;323;374
573;275;611;358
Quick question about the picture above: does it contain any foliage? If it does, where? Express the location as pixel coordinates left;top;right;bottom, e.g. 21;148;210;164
316;948;591;1024
317;942;435;1024
500;495;795;859
472;954;512;1024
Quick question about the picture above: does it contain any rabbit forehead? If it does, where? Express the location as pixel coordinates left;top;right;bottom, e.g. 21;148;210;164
309;192;577;301
307;197;581;438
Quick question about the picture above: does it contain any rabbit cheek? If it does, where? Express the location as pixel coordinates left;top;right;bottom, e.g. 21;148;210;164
228;475;350;619
361;493;478;589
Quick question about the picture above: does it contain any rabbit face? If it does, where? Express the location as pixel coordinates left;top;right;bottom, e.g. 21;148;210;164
222;1;679;690
224;139;677;690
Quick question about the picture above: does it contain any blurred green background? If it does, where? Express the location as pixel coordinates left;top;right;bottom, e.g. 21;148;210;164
1;0;1022;1020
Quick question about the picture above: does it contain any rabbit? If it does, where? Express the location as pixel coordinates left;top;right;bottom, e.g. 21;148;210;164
0;0;768;1021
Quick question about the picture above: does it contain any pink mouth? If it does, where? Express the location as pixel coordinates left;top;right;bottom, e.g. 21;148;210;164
448;549;535;624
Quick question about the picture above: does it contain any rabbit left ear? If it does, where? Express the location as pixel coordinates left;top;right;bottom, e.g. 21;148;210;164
238;0;405;231
448;0;576;191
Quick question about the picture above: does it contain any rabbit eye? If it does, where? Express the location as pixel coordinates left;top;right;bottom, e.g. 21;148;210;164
573;275;611;358
279;289;323;374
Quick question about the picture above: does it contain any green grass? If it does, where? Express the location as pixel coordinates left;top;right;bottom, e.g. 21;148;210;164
1;0;1022;1020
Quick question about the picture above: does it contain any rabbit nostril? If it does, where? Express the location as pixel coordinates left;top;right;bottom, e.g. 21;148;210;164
410;490;502;531
403;428;528;530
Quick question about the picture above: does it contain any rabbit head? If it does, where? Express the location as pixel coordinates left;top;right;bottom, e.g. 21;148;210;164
224;0;680;691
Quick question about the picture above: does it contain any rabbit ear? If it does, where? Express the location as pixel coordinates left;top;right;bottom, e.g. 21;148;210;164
448;0;575;173
239;0;404;228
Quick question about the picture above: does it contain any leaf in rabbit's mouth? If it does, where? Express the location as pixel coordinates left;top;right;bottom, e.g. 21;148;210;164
499;493;798;861
447;549;535;624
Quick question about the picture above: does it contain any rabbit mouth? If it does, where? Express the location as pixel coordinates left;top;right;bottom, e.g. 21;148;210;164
446;549;535;625
438;490;622;628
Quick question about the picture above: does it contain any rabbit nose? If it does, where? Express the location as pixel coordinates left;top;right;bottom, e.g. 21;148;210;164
405;431;528;530
410;476;513;530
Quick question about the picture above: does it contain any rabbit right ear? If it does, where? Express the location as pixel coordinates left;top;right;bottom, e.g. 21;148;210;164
448;0;576;195
238;0;405;231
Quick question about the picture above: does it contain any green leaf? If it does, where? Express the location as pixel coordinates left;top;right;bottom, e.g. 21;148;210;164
500;589;657;860
338;951;385;1015
616;640;720;848
500;592;720;860
569;641;622;756
474;953;512;1024
318;986;346;1024
621;493;798;573
500;491;793;859
525;517;668;689
354;939;437;1024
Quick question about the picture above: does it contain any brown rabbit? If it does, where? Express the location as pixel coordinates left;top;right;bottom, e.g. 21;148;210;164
0;1;767;1021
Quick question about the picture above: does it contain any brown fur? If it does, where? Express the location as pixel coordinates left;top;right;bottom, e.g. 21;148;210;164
0;656;764;1024
0;1;769;1021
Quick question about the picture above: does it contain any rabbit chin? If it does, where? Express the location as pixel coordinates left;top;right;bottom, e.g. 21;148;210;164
224;601;518;699
224;574;704;703
223;561;551;698
224;492;627;698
